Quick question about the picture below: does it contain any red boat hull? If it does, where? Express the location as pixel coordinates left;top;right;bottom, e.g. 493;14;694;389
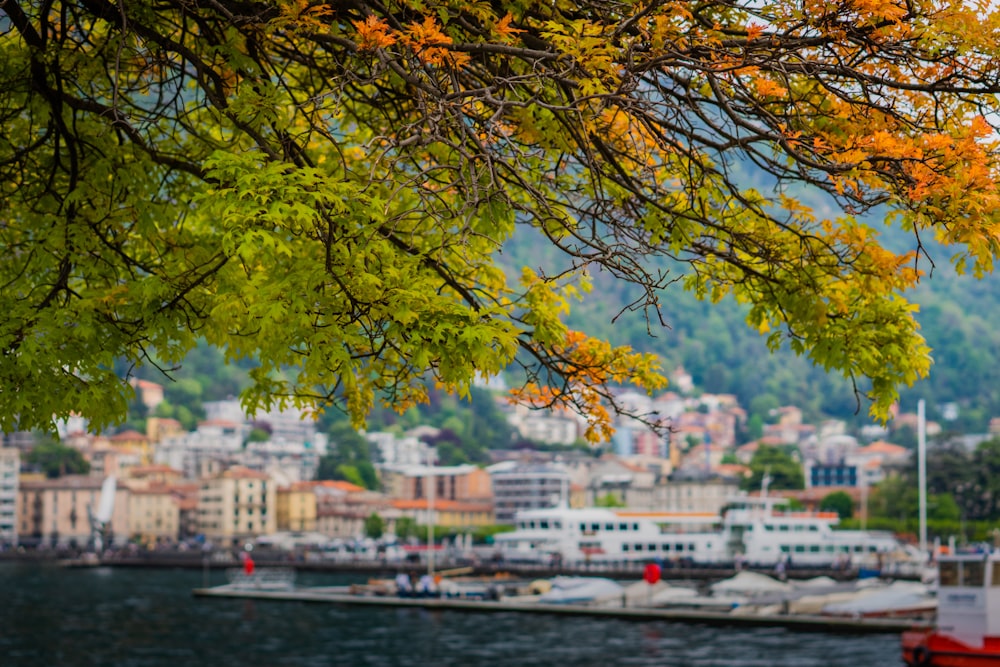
902;629;1000;667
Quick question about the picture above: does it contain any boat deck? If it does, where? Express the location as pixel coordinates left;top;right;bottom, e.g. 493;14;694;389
192;584;932;634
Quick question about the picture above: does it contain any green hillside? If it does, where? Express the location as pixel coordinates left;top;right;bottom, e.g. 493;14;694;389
500;215;1000;432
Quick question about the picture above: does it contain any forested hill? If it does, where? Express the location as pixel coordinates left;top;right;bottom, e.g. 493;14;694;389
500;222;1000;433
125;225;1000;436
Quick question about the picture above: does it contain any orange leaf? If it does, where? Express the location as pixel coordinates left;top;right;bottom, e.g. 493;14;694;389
352;16;397;50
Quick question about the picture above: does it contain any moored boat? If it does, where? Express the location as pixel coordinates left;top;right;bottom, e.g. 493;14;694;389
494;494;915;569
901;550;1000;666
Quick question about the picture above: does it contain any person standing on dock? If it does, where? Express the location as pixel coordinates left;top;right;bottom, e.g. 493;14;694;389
418;573;436;597
395;572;412;597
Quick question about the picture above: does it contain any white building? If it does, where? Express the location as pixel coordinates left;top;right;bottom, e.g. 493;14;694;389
488;461;570;524
0;448;18;545
366;431;432;466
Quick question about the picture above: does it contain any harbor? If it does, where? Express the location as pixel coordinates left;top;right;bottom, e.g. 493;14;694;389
192;578;932;635
1;561;905;667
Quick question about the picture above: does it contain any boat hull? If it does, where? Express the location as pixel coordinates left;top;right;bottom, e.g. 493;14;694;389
902;630;1000;667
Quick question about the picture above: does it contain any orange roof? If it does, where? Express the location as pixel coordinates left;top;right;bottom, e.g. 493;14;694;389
133;379;164;390
317;480;366;493
859;441;908;457
110;429;148;442
391;499;493;512
221;466;269;480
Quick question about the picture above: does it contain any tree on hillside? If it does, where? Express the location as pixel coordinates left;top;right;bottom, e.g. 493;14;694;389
7;1;1000;437
819;491;854;520
316;422;380;489
26;439;90;478
742;445;804;491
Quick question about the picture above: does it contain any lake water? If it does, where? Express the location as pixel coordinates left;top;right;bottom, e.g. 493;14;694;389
0;563;904;666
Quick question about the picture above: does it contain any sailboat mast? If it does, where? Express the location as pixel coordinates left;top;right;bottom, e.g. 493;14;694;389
918;399;928;558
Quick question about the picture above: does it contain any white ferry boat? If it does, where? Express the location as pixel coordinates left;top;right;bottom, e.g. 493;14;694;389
493;495;907;568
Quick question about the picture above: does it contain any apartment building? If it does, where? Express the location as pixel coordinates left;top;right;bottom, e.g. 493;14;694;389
0;448;18;545
197;466;276;546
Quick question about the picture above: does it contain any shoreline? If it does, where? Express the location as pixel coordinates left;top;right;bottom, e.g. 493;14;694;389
0;550;894;581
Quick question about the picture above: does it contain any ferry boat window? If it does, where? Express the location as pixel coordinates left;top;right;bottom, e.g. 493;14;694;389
939;561;959;586
632;523;639;531
853;545;864;553
591;523;600;532
689;543;696;551
764;525;774;531
808;526;819;532
623;544;630;552
619;523;629;531
794;545;805;553
965;560;986;586
778;525;789;532
605;523;614;531
553;521;561;530
809;545;820;553
634;544;644;551
991;561;1000;586
675;544;684;552
539;520;549;530
649;544;657;552
580;523;587;532
780;546;790;553
664;544;671;551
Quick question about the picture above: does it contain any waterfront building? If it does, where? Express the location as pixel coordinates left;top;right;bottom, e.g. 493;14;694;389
0;448;18;545
123;464;185;488
582;457;656;508
390;498;494;529
653;476;740;514
381;464;494;507
315;481;391;539
197;466;276;547
488;461;570;524
126;483;181;545
171;483;201;541
276;481;319;532
17;475;129;548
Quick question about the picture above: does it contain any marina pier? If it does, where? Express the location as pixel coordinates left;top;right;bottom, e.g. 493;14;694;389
191;582;931;635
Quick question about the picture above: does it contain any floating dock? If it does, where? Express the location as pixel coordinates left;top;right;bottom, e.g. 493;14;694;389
192;584;932;635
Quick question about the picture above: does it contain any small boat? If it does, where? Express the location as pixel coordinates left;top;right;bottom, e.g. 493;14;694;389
223;567;296;591
901;550;1000;666
537;577;623;605
823;581;935;619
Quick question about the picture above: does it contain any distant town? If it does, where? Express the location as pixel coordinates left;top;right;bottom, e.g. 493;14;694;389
0;365;985;554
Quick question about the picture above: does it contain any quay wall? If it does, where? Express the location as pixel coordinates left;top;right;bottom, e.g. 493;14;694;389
0;550;904;582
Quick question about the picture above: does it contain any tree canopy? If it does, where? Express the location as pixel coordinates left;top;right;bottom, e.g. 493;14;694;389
5;0;1000;438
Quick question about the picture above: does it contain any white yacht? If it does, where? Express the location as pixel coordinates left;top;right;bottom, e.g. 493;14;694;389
494;495;906;568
